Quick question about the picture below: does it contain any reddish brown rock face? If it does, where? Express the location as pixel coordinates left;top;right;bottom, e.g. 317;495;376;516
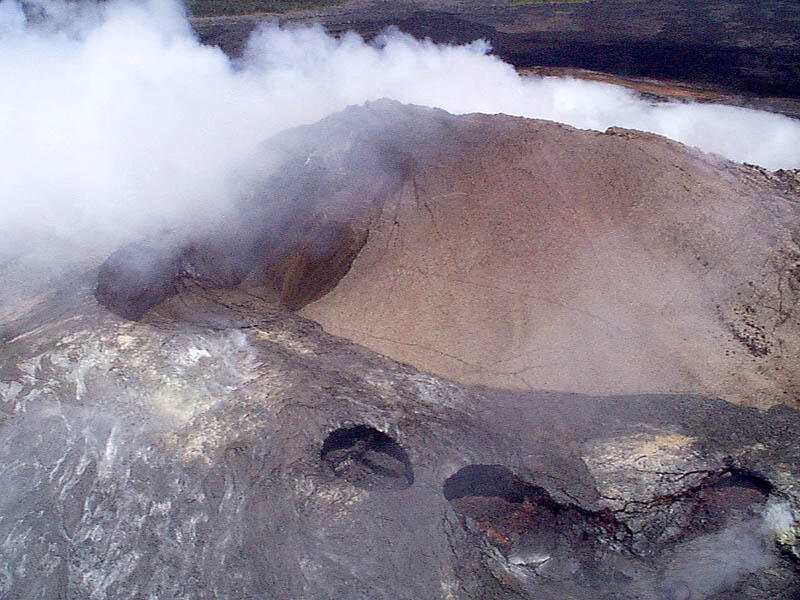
267;223;369;311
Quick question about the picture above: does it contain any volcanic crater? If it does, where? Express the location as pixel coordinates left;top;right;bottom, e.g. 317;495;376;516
94;99;800;408
60;98;800;600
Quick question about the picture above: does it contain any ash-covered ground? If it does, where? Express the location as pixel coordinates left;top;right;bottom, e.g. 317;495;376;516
2;2;800;598
2;100;799;599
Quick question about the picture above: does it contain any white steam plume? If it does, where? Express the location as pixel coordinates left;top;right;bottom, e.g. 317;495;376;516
1;0;799;245
658;500;797;600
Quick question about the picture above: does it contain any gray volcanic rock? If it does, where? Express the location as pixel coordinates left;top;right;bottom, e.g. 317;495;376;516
0;282;799;599
5;101;800;599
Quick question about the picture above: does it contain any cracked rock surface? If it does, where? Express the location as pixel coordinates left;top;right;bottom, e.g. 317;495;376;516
0;280;799;599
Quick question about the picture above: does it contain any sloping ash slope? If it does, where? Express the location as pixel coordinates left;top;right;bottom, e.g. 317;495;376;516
298;102;800;407
87;100;800;407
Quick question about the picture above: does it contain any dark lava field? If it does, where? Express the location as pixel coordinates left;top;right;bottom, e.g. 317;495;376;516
191;0;800;101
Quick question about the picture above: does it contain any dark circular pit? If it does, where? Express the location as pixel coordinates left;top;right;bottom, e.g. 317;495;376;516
442;464;541;504
320;425;414;490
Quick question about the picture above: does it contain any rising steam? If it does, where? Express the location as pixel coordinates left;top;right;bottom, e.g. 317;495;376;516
659;501;796;600
1;0;799;248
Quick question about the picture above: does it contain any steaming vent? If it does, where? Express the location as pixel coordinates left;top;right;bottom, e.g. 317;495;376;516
694;470;772;526
443;465;785;598
653;470;777;600
93;219;370;320
320;425;414;490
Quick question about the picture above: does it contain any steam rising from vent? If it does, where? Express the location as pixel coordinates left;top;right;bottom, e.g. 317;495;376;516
659;501;797;600
660;519;771;600
1;0;800;250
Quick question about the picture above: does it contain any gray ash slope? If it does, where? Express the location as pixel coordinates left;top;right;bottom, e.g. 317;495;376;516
0;280;799;599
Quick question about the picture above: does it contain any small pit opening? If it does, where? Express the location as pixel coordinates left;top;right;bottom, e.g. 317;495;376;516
442;465;561;550
709;468;773;495
687;469;773;534
442;464;546;504
320;425;414;490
